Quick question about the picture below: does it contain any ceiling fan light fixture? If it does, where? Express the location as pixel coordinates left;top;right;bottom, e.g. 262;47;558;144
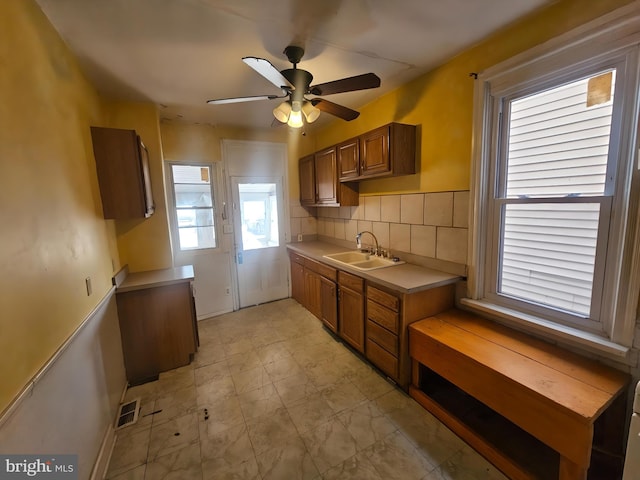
286;101;304;128
302;101;320;123
273;101;291;123
287;109;304;128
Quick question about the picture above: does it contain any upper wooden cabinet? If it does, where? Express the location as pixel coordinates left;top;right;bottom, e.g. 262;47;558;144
337;137;360;181
339;123;416;181
299;149;358;207
90;126;155;219
298;122;415;206
299;154;316;206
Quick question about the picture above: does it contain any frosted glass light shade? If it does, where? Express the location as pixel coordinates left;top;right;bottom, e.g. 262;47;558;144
287;109;303;128
273;102;291;123
302;101;320;123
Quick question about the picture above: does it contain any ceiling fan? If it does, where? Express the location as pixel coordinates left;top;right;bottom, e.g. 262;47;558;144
207;46;381;128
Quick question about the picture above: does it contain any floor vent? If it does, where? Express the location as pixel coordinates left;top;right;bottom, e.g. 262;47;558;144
115;397;140;430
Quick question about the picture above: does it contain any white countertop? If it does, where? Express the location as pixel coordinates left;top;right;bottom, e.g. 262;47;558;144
116;265;194;293
287;241;460;294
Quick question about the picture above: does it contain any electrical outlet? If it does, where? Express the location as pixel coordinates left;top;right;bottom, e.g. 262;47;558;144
225;287;231;295
297;234;303;242
85;277;92;296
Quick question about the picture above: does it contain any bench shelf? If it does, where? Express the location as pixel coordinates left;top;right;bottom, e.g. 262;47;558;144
409;309;630;480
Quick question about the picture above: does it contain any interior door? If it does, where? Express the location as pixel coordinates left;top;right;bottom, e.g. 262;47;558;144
231;177;289;307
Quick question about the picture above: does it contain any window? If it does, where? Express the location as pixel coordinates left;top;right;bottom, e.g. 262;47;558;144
236;182;280;251
169;164;217;251
466;7;640;356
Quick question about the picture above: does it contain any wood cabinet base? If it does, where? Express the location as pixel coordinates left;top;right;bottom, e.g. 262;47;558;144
116;281;198;385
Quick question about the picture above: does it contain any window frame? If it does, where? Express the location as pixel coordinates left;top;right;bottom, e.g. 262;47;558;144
166;161;221;258
464;5;640;359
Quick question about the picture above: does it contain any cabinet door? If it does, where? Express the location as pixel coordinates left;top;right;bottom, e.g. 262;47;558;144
304;269;322;319
339;286;365;353
314;147;338;204
116;282;195;385
320;276;338;334
91;126;149;219
337;138;360;181
361;125;391;177
291;260;305;304
299;155;316;205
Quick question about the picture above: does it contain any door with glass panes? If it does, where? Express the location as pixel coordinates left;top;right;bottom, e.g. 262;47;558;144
168;163;233;319
231;176;288;308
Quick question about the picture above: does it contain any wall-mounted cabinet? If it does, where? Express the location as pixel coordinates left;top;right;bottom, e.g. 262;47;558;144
90;126;155;219
299;149;359;207
298;122;416;207
339;123;416;181
299;154;316;206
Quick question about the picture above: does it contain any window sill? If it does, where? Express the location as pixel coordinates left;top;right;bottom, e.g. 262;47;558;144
459;298;631;364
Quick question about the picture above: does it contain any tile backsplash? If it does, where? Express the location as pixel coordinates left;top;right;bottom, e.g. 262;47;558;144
290;191;469;268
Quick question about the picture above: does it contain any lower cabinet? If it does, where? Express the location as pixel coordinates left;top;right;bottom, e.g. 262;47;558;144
304;269;322;318
320;276;338;333
365;282;455;388
366;285;401;379
288;249;456;390
289;251;337;327
116;280;198;385
338;271;365;354
291;258;305;304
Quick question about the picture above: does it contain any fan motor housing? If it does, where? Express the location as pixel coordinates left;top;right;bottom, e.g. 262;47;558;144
282;68;313;101
284;45;305;65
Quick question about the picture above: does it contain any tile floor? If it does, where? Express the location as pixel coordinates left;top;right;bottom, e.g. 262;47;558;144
105;298;507;480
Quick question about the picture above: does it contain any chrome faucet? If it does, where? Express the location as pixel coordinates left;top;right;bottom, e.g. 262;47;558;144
356;231;380;256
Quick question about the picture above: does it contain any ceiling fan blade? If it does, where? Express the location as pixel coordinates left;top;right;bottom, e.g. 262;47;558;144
271;117;286;128
242;57;295;91
311;98;360;121
206;94;283;105
310;73;380;96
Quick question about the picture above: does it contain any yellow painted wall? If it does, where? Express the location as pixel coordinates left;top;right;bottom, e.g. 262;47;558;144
160;122;288;161
99;101;174;272
304;0;634;196
160;121;297;201
0;0;118;412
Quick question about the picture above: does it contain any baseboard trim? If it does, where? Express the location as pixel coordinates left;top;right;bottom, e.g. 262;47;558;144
90;423;116;480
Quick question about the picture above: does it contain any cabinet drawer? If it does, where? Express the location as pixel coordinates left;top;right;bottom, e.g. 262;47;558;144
367;320;398;356
289;251;305;264
339;271;364;293
366;339;398;379
304;257;322;273
367;286;400;312
367;300;399;334
316;263;337;282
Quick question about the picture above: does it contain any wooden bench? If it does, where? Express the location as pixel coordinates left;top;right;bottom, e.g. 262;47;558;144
408;309;630;480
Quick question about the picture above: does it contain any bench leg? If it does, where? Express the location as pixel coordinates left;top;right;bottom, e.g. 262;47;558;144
559;457;587;480
412;359;420;387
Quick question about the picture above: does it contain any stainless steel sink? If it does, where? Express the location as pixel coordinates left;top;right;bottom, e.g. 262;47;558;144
323;251;404;271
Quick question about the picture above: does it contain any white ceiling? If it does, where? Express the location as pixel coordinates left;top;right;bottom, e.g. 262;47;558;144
36;0;553;131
